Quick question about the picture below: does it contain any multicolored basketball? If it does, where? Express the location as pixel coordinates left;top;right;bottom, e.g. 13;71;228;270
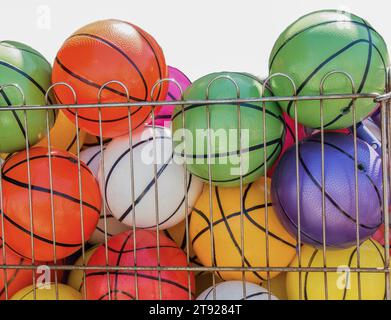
52;19;169;137
286;239;386;300
172;72;284;186
190;177;297;283
1;147;101;261
83;230;195;300
0;40;56;153
271;132;383;248
269;10;389;129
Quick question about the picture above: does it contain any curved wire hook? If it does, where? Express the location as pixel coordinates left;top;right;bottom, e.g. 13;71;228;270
98;80;130;103
45;82;77;105
206;75;240;100
262;73;297;97
320;70;356;96
0;83;26;106
150;78;184;101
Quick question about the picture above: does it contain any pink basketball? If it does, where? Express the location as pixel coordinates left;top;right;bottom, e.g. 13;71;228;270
268;112;307;177
148;66;191;127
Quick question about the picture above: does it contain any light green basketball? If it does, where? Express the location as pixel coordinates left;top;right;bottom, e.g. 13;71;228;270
269;10;389;129
171;72;284;187
0;41;57;153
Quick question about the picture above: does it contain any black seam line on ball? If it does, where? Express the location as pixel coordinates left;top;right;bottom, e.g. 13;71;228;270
306;139;383;213
241;292;269;300
190;207;222;278
68;33;148;101
55;57;143;102
0;42;50;64
155;114;172;120
204;285;216;300
95;225;114;237
269;19;382;69
242;183;297;248
107;244;180;254
215;186;266;282
65;105;143;123
171;102;282;123
86;147;105;166
0;90;28;143
286;39;370;117
369;238;387;300
3;154;91;176
65;129;81;151
99;212;114;219
176;137;282;159
316;21;374;130
137;174;193;230
0;61;53;104
167;92;176;101
103;134;170;219
188;140;282;184
114;231;133;300
0;237;32;259
17;286;37;300
123;22;163;100
2;174;101;215
98;290;135;300
0;257;24;297
86;271;194;296
1;210;82;247
342;246;359;300
298;143;378;230
304;248;319;300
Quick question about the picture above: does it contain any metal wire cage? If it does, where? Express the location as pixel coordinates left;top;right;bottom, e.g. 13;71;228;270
0;67;390;301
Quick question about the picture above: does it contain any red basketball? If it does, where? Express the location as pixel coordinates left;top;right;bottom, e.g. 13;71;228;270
84;230;195;300
1;147;101;261
52;19;168;137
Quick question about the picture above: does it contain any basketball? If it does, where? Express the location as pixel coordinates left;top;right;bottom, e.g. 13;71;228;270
36;110;87;154
190;177;297;283
263;272;288;300
269;10;389;129
83;230;195;300
0;40;56;153
148;66;192;127
79;145;130;244
11;283;82;300
286;239;386;300
82;133;112;149
172;72;284;187
52;19;169;137
271;132;383;248
67;245;99;291
1;147;101;261
197;281;278;300
100;126;204;229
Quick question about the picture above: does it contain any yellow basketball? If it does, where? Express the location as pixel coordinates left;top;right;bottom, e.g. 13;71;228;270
11;283;82;300
190;177;297;283
67;245;99;291
35;111;86;153
263;271;288;300
286;239;386;300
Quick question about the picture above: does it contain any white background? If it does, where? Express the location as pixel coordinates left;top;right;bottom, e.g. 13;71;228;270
1;0;390;81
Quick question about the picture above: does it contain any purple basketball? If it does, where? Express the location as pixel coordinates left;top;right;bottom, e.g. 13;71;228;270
148;66;191;127
271;132;383;248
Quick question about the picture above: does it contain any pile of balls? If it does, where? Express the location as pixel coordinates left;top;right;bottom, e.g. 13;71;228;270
0;9;389;300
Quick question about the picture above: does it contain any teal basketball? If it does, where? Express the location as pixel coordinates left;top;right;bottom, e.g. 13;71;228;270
0;41;56;153
269;10;389;129
171;72;284;187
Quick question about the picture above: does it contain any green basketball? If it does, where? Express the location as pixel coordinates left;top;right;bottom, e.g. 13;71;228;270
269;10;389;129
171;72;284;187
0;41;56;153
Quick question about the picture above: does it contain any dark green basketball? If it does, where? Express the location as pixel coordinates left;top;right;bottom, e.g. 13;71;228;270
171;72;284;187
269;10;389;129
0;41;56;153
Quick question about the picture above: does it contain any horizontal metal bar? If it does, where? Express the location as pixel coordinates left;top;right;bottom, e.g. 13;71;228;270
0;92;384;111
0;264;389;273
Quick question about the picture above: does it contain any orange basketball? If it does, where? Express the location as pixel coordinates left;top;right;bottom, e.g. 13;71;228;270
52;19;168;137
1;147;101;261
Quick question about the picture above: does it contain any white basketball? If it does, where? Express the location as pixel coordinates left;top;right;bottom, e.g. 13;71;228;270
80;146;130;244
197;281;278;300
99;126;203;230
